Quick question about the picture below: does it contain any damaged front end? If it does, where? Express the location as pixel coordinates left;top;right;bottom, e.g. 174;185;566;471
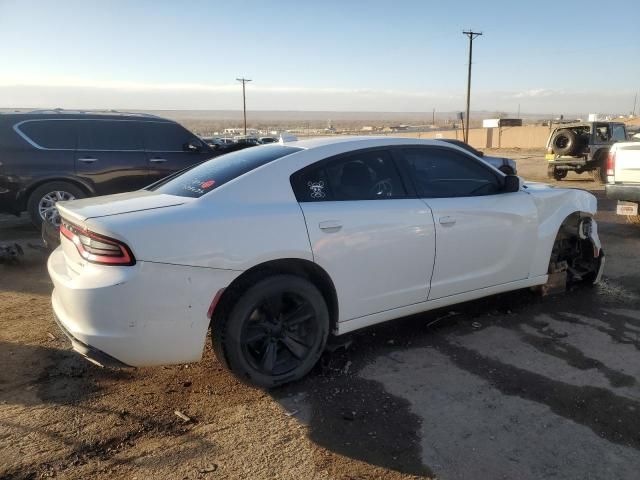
542;214;604;295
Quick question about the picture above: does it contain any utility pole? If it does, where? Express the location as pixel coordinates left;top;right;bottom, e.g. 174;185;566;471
462;30;482;143
236;77;252;135
432;108;435;126
633;92;638;117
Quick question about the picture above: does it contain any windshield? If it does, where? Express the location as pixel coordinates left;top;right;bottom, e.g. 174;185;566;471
149;145;302;198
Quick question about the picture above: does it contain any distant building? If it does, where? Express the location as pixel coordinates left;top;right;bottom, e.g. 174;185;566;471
361;126;374;132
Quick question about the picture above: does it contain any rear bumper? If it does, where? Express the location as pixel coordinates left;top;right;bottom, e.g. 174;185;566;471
606;184;640;203
52;309;131;368
48;246;241;366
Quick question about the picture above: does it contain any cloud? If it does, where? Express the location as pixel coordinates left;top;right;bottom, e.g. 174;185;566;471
0;76;635;115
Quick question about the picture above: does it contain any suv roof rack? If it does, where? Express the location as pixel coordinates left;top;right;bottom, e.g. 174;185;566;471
1;108;163;119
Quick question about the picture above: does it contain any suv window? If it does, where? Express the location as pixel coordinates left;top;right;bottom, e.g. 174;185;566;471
77;120;143;151
612;124;626;142
143;122;202;152
593;124;611;143
401;147;501;198
150;145;301;198
292;149;406;202
17;120;77;149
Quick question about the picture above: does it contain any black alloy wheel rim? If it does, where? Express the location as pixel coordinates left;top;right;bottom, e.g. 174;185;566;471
240;291;318;376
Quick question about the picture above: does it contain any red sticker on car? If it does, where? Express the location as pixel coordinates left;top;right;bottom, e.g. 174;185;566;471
200;180;215;189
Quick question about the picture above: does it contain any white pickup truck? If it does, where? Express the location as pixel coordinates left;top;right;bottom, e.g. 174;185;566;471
605;141;640;223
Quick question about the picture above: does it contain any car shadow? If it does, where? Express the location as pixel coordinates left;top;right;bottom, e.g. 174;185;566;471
272;282;640;477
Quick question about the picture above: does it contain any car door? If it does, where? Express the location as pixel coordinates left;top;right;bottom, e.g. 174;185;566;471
292;148;436;322
398;146;538;300
76;120;147;195
142;121;214;184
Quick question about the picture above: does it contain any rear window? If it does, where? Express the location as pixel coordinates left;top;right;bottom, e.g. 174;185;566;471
149;144;302;198
17;120;77;149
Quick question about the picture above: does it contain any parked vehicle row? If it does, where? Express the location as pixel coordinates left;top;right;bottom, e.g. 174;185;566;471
48;137;603;388
0;110;217;227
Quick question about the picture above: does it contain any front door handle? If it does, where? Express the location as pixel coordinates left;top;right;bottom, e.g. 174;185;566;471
439;216;456;226
149;157;167;163
319;220;342;232
77;157;98;163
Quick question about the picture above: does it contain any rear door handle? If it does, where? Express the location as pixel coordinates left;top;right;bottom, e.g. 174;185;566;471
77;157;98;163
439;216;456;226
149;157;167;163
319;220;342;232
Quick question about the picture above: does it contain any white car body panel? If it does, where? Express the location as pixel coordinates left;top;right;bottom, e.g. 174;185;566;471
48;137;603;367
612;142;640;183
301;198;435;321
49;240;239;366
425;191;538;299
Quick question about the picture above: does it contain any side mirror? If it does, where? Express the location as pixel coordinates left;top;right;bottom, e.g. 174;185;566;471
503;174;520;193
185;140;202;152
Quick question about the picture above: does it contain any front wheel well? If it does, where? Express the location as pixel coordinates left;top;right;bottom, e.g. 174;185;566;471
548;212;600;284
211;258;339;334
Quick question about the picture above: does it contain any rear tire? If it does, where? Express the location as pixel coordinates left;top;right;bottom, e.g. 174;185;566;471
27;181;86;229
212;275;329;388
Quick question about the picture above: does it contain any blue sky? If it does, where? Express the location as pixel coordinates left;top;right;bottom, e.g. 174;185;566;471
0;0;638;114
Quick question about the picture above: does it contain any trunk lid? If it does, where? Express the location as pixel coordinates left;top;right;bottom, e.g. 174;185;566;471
56;190;190;223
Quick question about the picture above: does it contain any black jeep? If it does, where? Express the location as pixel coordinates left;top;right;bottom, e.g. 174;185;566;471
545;121;627;183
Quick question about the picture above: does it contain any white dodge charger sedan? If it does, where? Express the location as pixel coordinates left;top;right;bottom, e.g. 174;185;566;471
48;137;604;387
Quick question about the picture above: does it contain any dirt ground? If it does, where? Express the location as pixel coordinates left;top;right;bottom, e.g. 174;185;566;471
1;149;639;479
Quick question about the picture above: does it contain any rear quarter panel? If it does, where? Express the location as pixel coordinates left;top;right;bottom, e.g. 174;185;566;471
88;164;313;271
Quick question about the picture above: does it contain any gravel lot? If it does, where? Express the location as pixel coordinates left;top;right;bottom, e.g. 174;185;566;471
1;149;639;479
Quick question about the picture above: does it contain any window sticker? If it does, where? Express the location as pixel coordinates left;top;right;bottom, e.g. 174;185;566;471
308;181;326;199
183;178;216;195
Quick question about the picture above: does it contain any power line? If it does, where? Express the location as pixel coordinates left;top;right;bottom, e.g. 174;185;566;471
462;30;482;143
236;77;252;135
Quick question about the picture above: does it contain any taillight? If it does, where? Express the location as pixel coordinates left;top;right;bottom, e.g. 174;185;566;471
60;219;135;266
606;151;616;176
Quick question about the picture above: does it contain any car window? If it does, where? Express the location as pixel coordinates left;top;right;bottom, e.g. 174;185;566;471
77;120;143;151
143;122;202;152
149;145;302;198
401;147;501;198
612;125;626;142
17;120;77;149
292;149;406;202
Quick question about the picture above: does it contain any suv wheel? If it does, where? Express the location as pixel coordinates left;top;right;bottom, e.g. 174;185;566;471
27;181;86;228
548;165;567;181
212;275;330;388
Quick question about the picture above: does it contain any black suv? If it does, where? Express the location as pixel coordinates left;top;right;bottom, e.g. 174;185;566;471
0;110;216;226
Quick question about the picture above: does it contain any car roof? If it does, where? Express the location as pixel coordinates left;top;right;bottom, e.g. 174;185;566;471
281;135;453;150
0;109;174;123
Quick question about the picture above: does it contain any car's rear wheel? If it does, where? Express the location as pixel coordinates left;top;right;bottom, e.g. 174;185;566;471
27;181;86;228
212;275;329;388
